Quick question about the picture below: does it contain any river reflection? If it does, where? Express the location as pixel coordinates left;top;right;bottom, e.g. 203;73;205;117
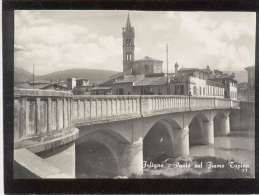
190;130;255;177
141;129;254;178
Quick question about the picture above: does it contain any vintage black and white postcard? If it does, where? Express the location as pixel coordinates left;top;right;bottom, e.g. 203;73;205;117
3;0;258;193
13;10;255;179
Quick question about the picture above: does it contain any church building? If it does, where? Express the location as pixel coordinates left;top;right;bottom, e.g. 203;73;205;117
106;14;168;95
122;14;163;76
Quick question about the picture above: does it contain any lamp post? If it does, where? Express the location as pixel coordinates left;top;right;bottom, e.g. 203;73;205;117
187;78;191;110
32;64;35;89
166;43;169;95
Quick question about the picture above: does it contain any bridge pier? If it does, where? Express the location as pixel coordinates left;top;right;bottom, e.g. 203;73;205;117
215;112;230;136
203;120;214;144
221;113;230;135
174;127;189;157
121;138;143;177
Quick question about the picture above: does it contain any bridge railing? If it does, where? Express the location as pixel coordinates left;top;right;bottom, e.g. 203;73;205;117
215;98;231;108
72;95;141;123
141;95;188;115
14;89;73;143
140;95;239;115
231;100;240;108
14;89;240;135
189;96;215;110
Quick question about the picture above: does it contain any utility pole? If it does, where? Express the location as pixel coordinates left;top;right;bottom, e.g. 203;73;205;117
166;43;169;94
32;64;35;89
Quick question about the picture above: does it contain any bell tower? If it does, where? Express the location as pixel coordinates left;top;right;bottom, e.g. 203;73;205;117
122;13;135;75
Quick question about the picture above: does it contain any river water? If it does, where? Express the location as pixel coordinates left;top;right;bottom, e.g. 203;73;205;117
76;129;254;178
143;129;254;178
190;130;255;177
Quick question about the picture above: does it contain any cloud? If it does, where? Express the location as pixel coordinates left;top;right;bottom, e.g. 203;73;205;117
15;10;256;75
163;12;256;71
15;11;122;74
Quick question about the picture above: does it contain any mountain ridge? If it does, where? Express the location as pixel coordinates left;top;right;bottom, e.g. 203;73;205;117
14;67;248;84
14;67;119;84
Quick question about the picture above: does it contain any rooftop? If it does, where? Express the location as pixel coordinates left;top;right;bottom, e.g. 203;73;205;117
114;75;143;84
135;56;162;62
113;74;168;86
76;78;89;81
15;81;68;90
90;86;112;91
178;67;211;74
209;76;237;83
29;80;50;85
134;76;167;86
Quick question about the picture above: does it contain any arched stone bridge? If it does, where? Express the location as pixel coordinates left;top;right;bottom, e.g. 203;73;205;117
13;89;241;178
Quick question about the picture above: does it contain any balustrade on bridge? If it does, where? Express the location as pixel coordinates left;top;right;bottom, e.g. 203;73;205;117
14;89;240;147
14;89;74;143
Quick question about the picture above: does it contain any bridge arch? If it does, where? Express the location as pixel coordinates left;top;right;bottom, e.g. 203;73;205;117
189;112;210;146
76;129;130;178
143;117;181;163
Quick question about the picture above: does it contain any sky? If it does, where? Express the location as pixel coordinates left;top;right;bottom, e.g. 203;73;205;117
14;10;256;75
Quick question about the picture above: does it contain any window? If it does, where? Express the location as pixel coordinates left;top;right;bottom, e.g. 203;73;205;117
145;64;149;73
203;87;205;96
158;88;161;95
126;53;133;61
200;87;202;95
144;87;152;95
126;39;132;46
193;86;197;95
118;88;124;95
175;85;184;95
180;85;184;94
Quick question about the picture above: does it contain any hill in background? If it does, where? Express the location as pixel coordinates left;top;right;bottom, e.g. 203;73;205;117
14;67;33;83
14;67;248;84
37;68;119;84
14;67;119;84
